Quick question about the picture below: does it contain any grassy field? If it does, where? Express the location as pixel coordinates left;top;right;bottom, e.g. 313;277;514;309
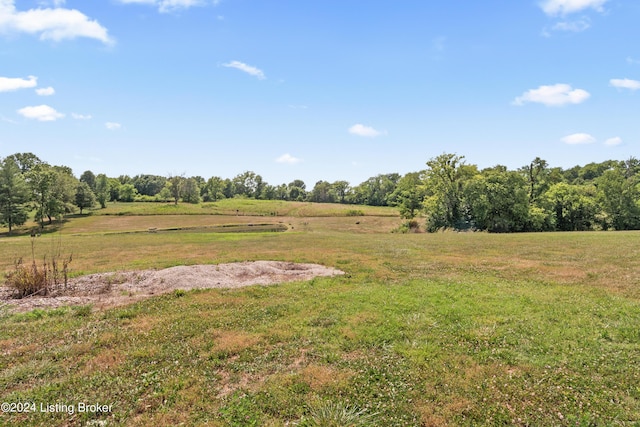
0;201;639;426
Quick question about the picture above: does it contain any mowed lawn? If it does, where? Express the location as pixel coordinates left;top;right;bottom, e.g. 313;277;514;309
0;203;639;426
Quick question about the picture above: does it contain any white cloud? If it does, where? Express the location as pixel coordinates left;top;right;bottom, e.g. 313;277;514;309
348;124;385;138
105;122;121;130
627;57;640;65
604;137;622;146
610;78;640;91
0;0;113;44
35;86;55;96
552;18;591;32
540;0;609;16
276;153;302;164
223;61;266;80
117;0;216;13
17;104;64;121
0;75;37;92
561;133;596;144
513;84;590;107
71;112;92;120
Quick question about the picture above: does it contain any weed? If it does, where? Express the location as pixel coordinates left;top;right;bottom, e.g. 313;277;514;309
4;238;72;298
296;400;376;426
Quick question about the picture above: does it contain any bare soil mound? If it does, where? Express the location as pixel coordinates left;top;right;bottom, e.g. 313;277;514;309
0;261;344;313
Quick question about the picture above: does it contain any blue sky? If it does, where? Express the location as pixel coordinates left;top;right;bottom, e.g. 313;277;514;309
1;0;639;186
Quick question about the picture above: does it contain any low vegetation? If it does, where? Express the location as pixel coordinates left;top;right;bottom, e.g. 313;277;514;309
1;200;639;425
4;240;72;299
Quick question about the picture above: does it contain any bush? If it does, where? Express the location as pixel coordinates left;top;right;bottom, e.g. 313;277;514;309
393;219;421;234
345;209;365;217
5;240;72;299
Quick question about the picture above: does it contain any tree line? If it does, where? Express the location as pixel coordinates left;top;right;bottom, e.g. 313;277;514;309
1;152;639;234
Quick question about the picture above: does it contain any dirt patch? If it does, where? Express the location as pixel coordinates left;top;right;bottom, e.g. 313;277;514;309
0;261;344;313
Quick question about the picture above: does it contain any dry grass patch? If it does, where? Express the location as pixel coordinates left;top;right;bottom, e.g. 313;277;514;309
300;364;354;391
82;349;125;375
211;330;263;356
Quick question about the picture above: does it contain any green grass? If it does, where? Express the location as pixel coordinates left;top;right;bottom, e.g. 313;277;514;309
0;202;639;426
91;199;398;218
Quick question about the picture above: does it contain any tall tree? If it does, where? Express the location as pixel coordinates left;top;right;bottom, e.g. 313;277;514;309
519;157;549;203
74;181;96;214
167;175;184;205
422;153;476;231
202;176;226;202
542;183;598;231
95;173;111;208
79;170;96;191
0;157;31;234
7;152;43;174
391;172;425;220
27;164;77;228
182;177;201;204
331;181;350;204
309;180;334;203
596;168;640;230
465;166;530;232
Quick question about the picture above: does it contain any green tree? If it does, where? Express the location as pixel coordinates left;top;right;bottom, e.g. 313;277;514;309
542;183;598;231
422;153;476;231
182;177;201;204
118;183;138;202
202;176;226;202
465;166;530;232
132;174;166;196
287;179;306;201
7;152;43;174
79;170;96;191
74;181;96;214
95;174;111;208
596;168;640;230
331;181;350;204
27;164;77;228
232;172;264;198
519;157;549;203
168;175;184;205
391;172;425;219
309;180;334;203
0;157;31;234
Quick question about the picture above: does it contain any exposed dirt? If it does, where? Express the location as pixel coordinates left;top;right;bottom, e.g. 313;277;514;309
0;261;344;313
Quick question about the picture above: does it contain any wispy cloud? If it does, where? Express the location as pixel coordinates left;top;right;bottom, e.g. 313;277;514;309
540;0;609;16
223;60;266;80
117;0;217;14
604;137;622;146
0;0;113;44
36;86;55;96
72;112;92;120
552;17;591;32
348;124;385;138
627;57;640;65
561;133;596;144
17;104;64;121
0;75;37;92
105;122;121;130
610;78;640;91
276;153;302;164
513;83;590;107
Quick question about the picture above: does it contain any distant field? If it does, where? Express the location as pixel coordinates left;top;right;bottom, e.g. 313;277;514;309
94;199;398;218
0;200;638;426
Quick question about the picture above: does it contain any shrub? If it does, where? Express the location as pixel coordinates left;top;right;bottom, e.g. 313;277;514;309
5;240;72;299
345;209;365;217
